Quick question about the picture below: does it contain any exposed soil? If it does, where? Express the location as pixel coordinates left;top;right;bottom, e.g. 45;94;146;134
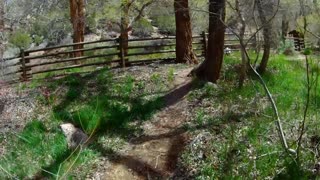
90;68;194;179
0;85;41;157
0;65;197;179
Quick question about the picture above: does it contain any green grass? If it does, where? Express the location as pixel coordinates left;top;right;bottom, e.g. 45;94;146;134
0;66;171;178
181;53;320;179
0;120;67;178
2;52;320;179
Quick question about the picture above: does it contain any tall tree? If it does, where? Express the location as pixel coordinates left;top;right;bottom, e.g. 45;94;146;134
174;0;198;64
256;0;272;74
69;0;85;59
193;0;226;83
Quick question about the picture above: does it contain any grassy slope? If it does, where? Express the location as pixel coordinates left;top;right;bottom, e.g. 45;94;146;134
0;53;319;179
0;65;177;179
180;53;320;179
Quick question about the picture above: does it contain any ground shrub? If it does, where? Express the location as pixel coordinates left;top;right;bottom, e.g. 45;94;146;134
132;18;154;37
9;30;32;49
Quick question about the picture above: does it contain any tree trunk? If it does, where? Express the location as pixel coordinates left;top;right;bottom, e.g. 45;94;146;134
69;0;85;61
281;13;289;44
0;0;5;74
314;0;320;15
299;0;307;35
236;0;247;88
120;0;130;66
174;0;198;64
256;0;272;74
0;0;4;30
194;0;226;83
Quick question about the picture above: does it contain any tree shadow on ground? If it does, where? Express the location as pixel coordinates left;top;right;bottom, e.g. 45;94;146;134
91;143;165;178
37;67;196;178
39;66;283;179
273;160;314;180
36;66;272;179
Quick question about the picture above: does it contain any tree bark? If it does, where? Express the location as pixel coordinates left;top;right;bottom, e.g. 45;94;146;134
235;0;247;88
69;0;85;61
194;0;226;83
118;0;154;67
0;0;4;30
256;0;272;74
120;0;130;66
174;0;198;64
281;13;289;44
299;0;307;35
0;0;5;74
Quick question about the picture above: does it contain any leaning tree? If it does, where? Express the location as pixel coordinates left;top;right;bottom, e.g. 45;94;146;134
193;0;226;83
174;0;198;64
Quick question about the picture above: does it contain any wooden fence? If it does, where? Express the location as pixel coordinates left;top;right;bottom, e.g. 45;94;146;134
1;32;250;83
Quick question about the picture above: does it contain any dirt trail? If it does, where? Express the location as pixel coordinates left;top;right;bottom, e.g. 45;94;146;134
100;68;193;179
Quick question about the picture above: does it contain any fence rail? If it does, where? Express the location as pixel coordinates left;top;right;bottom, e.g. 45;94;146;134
1;32;253;83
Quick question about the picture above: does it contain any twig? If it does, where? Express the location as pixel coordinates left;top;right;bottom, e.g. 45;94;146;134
155;154;161;169
59;147;82;180
56;164;62;180
217;1;296;155
0;164;14;178
58;97;101;179
297;54;311;161
255;151;282;159
41;168;58;177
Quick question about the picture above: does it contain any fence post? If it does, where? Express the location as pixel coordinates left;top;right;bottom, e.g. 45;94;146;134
201;31;207;57
118;37;126;68
20;49;30;81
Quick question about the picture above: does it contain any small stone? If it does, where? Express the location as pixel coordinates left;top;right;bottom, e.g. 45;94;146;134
206;82;218;89
60;123;89;149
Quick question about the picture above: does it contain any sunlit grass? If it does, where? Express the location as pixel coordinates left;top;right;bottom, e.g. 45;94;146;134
2;52;320;179
182;53;320;179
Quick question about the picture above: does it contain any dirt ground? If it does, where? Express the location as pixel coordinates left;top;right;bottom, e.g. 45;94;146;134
89;68;194;179
0;84;41;157
0;66;197;179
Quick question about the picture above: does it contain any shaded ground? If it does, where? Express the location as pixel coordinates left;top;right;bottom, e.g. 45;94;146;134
0;62;199;179
2;54;319;179
90;68;194;179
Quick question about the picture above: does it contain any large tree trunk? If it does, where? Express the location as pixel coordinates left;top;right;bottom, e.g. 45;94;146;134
194;0;226;83
256;0;272;74
174;0;198;64
69;0;85;60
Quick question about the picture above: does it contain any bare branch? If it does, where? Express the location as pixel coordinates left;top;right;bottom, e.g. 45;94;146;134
128;0;154;29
